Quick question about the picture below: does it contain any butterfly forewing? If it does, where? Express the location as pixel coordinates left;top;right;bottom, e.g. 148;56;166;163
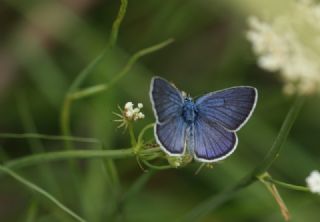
195;87;257;131
150;77;184;123
191;116;237;162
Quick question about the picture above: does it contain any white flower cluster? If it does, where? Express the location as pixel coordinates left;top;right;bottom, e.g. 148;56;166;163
306;170;320;194
247;0;320;95
124;102;145;121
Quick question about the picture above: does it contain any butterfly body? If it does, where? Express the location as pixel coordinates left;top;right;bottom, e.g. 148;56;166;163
182;98;198;124
150;76;257;163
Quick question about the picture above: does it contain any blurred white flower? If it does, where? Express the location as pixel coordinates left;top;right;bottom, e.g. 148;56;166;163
114;102;145;129
306;170;320;194
247;0;320;95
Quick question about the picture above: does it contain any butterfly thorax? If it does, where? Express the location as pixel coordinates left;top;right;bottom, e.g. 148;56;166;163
182;98;198;124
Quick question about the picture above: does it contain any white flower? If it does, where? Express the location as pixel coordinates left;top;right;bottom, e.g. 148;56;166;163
247;1;320;95
306;170;320;194
124;102;133;110
125;110;133;118
124;102;145;121
133;108;140;113
114;102;145;129
137;112;145;119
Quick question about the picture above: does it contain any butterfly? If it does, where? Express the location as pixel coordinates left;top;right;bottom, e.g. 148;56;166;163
149;76;258;163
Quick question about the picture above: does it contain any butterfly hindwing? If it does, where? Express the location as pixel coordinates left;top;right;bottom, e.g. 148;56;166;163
155;117;187;155
191;115;237;162
150;77;184;123
195;87;257;131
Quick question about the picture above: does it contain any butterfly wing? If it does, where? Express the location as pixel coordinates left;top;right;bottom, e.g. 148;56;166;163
191;115;238;162
150;77;187;155
155;117;187;155
150;77;184;123
195;86;257;131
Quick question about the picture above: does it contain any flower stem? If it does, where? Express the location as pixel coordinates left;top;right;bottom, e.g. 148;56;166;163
108;0;128;47
264;176;310;192
4;149;133;170
0;133;102;144
69;38;174;101
137;123;154;145
69;84;107;100
142;160;173;170
128;123;137;147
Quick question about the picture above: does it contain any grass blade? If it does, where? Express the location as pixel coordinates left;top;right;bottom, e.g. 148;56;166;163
0;166;86;222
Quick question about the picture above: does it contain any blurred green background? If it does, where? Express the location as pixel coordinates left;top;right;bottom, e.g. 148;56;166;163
0;0;319;221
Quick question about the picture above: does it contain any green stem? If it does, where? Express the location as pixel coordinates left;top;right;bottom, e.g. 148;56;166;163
104;159;120;188
128;123;137;147
61;96;72;149
138;147;161;156
264;176;310;192
69;84;106;100
122;170;155;200
25;201;38;222
0;165;86;222
108;0;128;47
253;96;305;176
4;149;133;170
60;38;173;152
69;38;174;100
137;123;154;145
67;49;108;94
142;160;173;170
17;96;62;199
60;0;129;136
180;95;305;222
0;133;102;144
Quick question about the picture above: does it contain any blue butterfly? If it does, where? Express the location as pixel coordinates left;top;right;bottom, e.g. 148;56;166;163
150;76;258;163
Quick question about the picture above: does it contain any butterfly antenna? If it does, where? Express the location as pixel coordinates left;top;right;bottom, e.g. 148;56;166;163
195;163;206;175
193;93;207;100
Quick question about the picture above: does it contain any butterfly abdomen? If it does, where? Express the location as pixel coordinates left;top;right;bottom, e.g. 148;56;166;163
182;98;198;124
